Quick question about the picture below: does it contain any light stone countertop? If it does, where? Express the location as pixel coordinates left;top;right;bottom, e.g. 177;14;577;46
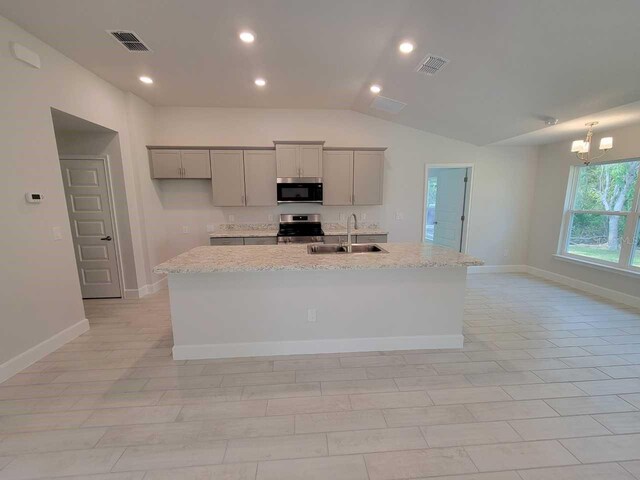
209;223;388;238
323;225;389;236
209;229;279;238
154;243;483;274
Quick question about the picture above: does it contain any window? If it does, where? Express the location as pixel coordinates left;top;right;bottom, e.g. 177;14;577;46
560;158;640;272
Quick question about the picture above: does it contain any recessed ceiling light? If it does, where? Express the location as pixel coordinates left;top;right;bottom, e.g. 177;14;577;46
255;78;266;87
370;84;382;94
399;42;414;54
139;76;153;84
239;31;255;43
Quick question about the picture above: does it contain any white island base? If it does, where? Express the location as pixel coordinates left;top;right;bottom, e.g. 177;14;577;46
166;266;467;360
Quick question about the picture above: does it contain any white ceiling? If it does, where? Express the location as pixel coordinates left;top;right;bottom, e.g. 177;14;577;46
3;0;640;146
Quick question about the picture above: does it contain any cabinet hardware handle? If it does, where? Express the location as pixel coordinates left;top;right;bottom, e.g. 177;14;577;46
182;167;186;177
100;236;112;241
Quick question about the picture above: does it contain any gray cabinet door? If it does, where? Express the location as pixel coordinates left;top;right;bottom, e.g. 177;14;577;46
322;150;353;205
244;150;277;206
211;150;245;206
275;144;299;177
353;150;384;205
244;237;278;245
356;234;387;244
300;144;323;177
210;237;244;246
150;150;181;178
324;235;347;244
181;150;211;178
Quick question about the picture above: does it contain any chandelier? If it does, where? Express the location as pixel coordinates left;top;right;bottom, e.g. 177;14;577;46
570;121;613;165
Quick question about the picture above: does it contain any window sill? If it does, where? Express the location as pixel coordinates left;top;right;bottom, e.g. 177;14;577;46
553;254;640;278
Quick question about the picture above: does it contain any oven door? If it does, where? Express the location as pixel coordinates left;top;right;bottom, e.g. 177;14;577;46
277;178;323;204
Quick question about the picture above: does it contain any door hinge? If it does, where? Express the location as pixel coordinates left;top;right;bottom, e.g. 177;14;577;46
461;215;465;221
463;177;468;183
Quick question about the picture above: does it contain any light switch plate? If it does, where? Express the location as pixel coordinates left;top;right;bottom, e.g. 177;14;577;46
206;224;215;232
228;214;235;222
182;226;189;234
52;226;62;241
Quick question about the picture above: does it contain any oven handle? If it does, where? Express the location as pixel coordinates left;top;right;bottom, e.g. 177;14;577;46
277;200;323;204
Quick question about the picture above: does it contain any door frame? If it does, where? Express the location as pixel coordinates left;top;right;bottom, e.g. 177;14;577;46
421;163;474;253
59;154;124;298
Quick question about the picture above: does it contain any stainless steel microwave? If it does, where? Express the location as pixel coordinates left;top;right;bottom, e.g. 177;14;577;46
276;178;323;204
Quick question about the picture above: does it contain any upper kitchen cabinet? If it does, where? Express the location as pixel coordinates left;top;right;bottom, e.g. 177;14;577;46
244;150;277;206
299;144;322;177
150;149;181;178
150;149;211;179
353;150;384;205
323;150;354;206
180;150;211;178
275;141;323;178
211;150;245;206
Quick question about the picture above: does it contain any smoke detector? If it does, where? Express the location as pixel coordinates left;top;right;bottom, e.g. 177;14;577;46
107;30;152;52
370;96;407;114
416;54;449;76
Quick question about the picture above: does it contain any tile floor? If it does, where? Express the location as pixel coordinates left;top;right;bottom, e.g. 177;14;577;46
0;273;640;479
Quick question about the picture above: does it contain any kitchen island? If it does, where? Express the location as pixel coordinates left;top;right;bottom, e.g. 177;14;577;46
154;243;483;359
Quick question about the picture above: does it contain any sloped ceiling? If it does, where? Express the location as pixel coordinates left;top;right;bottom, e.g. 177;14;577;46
2;0;640;145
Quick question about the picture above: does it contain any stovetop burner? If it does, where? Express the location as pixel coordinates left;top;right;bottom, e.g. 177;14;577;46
277;214;324;243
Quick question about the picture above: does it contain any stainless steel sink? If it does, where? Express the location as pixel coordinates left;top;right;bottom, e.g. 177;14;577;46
307;243;388;254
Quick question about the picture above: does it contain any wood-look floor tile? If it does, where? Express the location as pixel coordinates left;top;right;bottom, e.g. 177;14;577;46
364;447;477;480
257;454;368;480
422;421;521;447
112;442;226;471
561;433;640;462
225;433;327;462
517;463;636;480
465;440;579;471
267;395;351;416
327;427;427;455
295;409;386;433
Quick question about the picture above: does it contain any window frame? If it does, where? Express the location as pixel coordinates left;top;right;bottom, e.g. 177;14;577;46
558;157;640;274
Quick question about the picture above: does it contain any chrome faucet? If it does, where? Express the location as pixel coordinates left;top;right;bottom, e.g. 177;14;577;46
346;213;358;253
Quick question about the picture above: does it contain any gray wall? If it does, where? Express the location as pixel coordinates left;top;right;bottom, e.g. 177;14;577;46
528;122;640;299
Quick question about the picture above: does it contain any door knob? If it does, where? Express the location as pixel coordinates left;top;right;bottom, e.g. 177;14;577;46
100;236;112;241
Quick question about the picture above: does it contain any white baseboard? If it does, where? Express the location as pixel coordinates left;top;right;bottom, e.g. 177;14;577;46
467;265;528;274
0;319;89;383
124;276;167;299
526;265;640;309
173;334;464;360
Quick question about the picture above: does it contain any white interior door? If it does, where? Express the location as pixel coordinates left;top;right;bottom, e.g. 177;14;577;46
60;158;122;298
426;167;469;252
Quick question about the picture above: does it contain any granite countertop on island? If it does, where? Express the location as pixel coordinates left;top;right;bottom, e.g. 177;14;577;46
154;243;483;274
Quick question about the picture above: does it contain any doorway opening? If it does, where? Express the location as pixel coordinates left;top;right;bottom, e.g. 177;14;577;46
423;165;473;253
51;109;129;299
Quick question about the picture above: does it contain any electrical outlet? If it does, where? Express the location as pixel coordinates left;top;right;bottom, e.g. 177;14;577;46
182;226;189;234
307;308;317;322
206;224;215;232
228;214;235;222
52;226;62;241
361;213;367;221
503;249;509;258
395;212;404;221
267;214;274;222
339;213;345;222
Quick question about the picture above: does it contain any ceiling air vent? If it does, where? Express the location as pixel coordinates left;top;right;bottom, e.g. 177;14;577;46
416;54;449;75
370;95;407;114
107;30;151;52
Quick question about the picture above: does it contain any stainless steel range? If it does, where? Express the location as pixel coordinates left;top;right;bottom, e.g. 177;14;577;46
277;214;324;244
